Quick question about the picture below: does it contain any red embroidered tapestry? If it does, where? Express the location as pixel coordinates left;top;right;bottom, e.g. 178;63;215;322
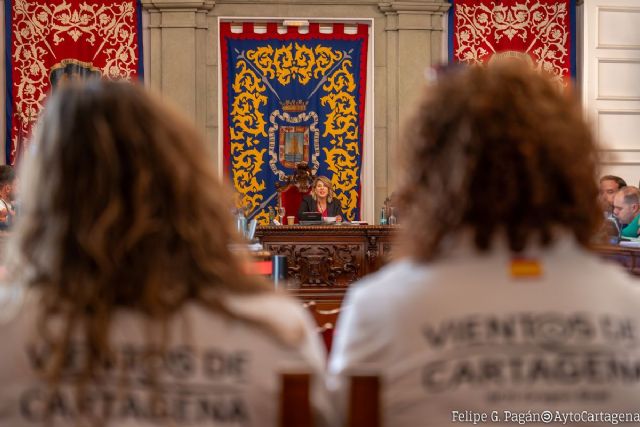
5;0;143;164
450;0;575;83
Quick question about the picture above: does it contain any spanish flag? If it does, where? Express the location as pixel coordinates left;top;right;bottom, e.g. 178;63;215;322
510;258;543;278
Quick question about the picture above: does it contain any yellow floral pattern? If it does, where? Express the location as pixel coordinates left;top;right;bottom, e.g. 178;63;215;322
247;43;344;87
321;61;359;220
229;59;269;218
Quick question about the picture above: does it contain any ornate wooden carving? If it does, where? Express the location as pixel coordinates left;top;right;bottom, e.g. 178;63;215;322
255;229;640;300
256;225;398;292
265;243;362;288
366;236;378;264
381;242;393;260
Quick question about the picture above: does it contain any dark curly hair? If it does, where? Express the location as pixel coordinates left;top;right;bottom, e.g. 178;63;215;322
6;80;291;415
397;62;602;260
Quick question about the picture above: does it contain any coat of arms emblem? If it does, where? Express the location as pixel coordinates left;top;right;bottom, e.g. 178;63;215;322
268;100;320;180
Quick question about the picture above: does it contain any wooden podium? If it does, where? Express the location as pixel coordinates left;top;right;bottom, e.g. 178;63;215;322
256;226;640;297
255;225;398;299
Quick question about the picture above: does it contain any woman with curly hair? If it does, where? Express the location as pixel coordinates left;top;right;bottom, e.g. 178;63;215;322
0;80;331;426
329;62;640;425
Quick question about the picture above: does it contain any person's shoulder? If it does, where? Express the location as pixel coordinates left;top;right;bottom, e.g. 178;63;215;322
223;291;315;342
226;291;306;318
348;259;431;301
543;240;640;292
576;249;640;286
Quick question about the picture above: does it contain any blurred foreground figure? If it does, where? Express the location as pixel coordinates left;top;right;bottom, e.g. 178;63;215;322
0;80;330;427
329;63;640;426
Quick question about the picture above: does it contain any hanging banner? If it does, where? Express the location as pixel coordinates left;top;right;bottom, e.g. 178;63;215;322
5;0;143;164
449;0;575;84
220;22;369;223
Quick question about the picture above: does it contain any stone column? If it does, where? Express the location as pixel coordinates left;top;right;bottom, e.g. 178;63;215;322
141;0;214;133
378;0;449;191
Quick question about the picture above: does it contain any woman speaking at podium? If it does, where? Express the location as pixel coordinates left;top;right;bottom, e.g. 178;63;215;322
298;176;344;222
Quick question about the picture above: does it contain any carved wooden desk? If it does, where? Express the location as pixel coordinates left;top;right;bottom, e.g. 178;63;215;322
593;245;640;276
255;225;398;300
255;228;640;300
255;225;398;346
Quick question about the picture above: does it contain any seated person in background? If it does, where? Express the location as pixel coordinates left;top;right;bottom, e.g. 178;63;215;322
599;175;626;216
613;186;640;238
593;176;627;243
329;62;640;426
298;175;344;222
0;165;15;230
0;80;332;427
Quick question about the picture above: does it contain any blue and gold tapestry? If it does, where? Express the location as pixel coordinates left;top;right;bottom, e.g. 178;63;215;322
220;22;369;223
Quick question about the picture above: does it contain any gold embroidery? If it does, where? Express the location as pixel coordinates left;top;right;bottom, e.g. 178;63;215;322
293;43;314;85
229;59;268;219
245;43;344;87
320;60;360;221
246;46;276;79
314;47;342;78
273;44;294;85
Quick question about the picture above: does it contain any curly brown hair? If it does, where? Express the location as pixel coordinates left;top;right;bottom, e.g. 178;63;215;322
6;80;281;399
397;62;602;260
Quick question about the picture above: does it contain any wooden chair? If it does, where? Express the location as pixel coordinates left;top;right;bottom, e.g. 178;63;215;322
279;371;381;427
303;300;341;352
279;372;313;427
348;374;381;427
279;185;310;224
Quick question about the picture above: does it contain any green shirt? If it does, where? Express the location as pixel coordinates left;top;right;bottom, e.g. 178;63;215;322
621;213;640;238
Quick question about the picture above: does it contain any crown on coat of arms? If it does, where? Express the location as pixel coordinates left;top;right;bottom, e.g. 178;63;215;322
281;100;308;112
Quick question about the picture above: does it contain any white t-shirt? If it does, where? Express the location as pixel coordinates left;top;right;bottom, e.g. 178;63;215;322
329;237;640;426
0;287;332;427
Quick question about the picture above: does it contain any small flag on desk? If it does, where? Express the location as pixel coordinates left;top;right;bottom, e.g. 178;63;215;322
510;258;543;279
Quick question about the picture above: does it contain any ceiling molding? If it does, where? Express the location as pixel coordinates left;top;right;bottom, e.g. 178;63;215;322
379;0;450;14
141;0;216;11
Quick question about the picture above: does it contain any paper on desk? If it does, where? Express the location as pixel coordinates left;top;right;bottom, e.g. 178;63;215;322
619;240;640;248
247;242;263;251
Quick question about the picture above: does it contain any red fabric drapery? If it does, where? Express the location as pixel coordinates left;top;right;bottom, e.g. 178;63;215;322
451;0;574;84
6;0;143;164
